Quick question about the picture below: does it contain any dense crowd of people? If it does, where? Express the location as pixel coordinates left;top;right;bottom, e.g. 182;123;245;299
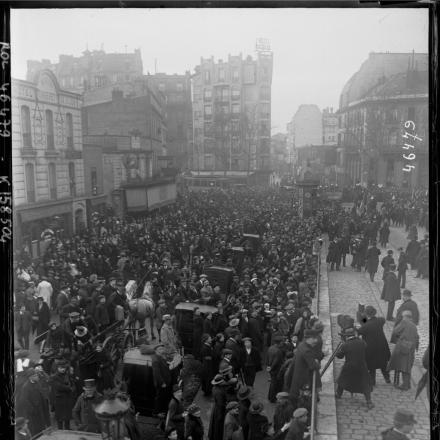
13;186;428;440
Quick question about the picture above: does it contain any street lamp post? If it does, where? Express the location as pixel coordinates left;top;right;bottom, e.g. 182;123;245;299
94;391;130;440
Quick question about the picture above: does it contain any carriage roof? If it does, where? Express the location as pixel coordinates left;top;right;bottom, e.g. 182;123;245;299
123;347;182;369
36;429;101;440
242;234;260;239
175;302;218;314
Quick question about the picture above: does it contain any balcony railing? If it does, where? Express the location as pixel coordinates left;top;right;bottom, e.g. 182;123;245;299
21;148;37;157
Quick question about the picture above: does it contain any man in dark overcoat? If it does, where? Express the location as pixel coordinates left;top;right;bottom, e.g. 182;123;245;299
405;238;420;270
327;238;342;271
273;392;295;433
365;241;381;282
49;360;75;429
387;311;419;391
152;344;173;415
242;337;262;387
267;336;285;403
289;329;320;407
72;379;103;432
381;264;401;321
247;310;264;353
208;375;228;440
335;328;374;409
200;334;215;396
357;306;390;386
224;329;244;375
394;290;420;326
381;250;395;281
35;297;51;337
16;369;50;437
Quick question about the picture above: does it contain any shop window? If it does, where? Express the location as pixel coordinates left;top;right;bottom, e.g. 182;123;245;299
21;106;32;148
48;163;57;200
66;113;74;148
25;163;35;203
45;109;54;149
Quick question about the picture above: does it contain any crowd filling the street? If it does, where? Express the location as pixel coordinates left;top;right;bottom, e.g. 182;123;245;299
13;185;429;440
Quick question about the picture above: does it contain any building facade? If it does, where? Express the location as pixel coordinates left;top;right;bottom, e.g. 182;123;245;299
290;104;323;148
12;70;94;252
322;107;338;145
83;135;176;217
337;52;428;188
150;73;193;171
270;133;289;175
27;48;143;94
81;80;167;158
192;50;273;172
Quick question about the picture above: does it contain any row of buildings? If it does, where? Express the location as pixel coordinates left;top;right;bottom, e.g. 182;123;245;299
13;45;275;254
281;51;428;189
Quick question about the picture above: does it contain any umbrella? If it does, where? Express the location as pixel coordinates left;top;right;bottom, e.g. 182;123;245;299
415;371;428;400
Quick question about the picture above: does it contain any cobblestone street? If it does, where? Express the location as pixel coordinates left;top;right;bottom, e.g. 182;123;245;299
327;226;430;440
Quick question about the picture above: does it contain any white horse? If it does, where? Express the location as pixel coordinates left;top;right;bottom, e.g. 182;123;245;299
128;290;155;342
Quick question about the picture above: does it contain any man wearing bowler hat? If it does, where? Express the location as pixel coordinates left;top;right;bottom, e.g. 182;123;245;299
395;290;420;326
381;409;416;439
72;379;103;432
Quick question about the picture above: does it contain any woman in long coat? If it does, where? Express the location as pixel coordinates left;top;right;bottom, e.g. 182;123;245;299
208;376;228;440
357;307;391;385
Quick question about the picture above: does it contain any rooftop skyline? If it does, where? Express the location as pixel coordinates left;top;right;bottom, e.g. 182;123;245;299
11;8;429;132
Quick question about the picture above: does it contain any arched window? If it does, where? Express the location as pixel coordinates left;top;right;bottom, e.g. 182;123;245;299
25;163;35;203
45;109;54;149
69;162;76;197
48;163;57;200
21;106;32;147
66;113;74;148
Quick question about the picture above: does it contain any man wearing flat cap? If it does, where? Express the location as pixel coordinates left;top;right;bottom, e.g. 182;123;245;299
381;409;416;439
273;392;295;433
72;379;103;432
152;344;173;416
357;305;391;386
267;335;285;403
335;327;374;409
285;408;309;440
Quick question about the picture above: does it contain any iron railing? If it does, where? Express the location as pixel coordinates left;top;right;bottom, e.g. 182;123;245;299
310;240;322;440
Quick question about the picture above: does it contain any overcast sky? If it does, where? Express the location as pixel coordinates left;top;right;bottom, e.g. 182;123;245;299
11;8;428;133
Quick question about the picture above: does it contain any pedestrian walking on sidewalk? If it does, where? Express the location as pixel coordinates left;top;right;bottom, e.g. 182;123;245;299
387;311;419;391
397;248;409;289
381;264;401;321
366;241;381;282
381;250;395;281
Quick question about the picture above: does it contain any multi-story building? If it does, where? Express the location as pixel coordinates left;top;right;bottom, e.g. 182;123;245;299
192;48;273;172
270;133;289;175
290;104;323;148
337;52;428;188
150;73;193;171
322;107;338;145
83;135;176;217
11;70;99;252
81;79;167;157
26;48;143;94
